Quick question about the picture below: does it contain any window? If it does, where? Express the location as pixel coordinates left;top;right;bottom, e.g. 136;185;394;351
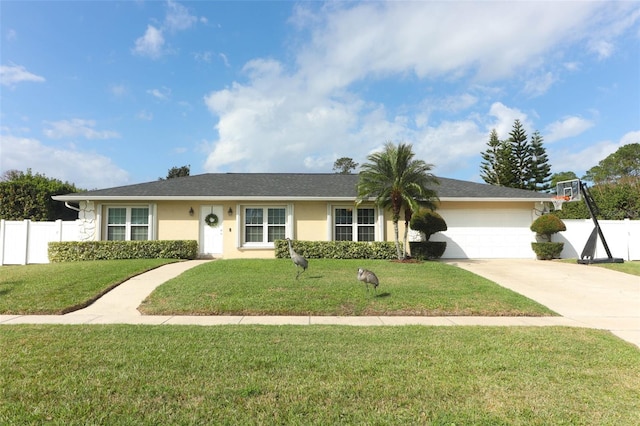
244;207;286;245
334;207;376;241
106;206;149;241
335;208;353;241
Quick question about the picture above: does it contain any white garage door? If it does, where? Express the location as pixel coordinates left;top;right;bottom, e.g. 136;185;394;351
433;209;537;259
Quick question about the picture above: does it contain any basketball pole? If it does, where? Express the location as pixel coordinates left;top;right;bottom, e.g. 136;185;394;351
577;180;624;265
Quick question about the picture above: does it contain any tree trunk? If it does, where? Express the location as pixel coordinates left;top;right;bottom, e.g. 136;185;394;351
393;220;402;259
402;220;409;258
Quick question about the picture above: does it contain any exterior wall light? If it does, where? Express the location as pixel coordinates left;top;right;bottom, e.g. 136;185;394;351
189;207;194;216
228;207;233;216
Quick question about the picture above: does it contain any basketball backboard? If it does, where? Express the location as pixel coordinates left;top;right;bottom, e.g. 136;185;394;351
556;179;581;202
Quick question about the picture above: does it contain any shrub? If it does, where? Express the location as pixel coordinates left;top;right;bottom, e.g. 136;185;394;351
48;240;198;262
530;214;566;242
410;210;447;241
409;241;447;260
275;240;397;260
531;242;564;260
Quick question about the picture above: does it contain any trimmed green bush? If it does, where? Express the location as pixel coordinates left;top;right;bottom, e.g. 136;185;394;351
275;240;397;260
409;241;447;260
530;214;566;242
48;240;198;262
410;210;447;240
531;242;564;260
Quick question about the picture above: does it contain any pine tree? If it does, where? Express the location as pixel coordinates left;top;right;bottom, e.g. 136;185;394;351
528;131;552;191
480;129;513;186
507;119;532;189
479;120;553;191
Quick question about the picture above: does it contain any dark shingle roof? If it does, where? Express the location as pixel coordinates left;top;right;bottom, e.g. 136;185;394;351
54;173;552;201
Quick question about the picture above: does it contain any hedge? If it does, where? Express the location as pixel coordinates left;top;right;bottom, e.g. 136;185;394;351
275;240;397;260
48;240;198;262
531;242;564;260
409;241;447;260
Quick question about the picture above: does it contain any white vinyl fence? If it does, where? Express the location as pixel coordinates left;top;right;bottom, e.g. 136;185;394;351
558;219;640;261
0;220;80;265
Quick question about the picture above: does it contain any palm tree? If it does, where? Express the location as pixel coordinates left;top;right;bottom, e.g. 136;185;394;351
357;142;439;259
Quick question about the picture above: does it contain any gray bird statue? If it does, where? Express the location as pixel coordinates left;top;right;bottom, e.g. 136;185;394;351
357;268;379;294
286;238;308;279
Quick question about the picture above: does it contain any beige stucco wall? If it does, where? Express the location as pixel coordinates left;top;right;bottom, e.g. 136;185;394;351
156;201;200;241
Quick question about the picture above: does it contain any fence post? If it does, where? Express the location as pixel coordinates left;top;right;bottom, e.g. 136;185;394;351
22;219;30;265
0;219;5;266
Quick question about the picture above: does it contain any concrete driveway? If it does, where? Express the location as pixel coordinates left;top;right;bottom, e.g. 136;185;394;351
446;259;640;348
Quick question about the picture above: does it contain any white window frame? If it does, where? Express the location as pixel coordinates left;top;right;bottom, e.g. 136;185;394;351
329;204;378;242
104;205;153;241
242;205;288;248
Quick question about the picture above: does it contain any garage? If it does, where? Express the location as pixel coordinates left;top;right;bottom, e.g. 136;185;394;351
433;208;538;259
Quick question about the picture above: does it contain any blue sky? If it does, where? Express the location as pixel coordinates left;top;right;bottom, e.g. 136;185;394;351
1;1;639;190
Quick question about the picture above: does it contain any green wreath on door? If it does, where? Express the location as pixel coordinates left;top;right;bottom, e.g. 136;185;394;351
204;213;219;227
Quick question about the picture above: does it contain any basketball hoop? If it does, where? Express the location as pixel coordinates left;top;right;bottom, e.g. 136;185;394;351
551;195;569;211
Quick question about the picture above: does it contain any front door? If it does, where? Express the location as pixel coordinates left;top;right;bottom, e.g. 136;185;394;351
200;205;223;257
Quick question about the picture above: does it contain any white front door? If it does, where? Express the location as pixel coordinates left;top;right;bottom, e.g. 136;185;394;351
200;205;223;257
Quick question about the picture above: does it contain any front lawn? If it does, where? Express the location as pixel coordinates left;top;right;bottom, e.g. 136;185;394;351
1;325;638;425
593;260;640;276
0;259;178;314
140;259;555;316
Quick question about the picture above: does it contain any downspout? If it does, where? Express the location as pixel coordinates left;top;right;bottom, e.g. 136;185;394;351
64;202;81;212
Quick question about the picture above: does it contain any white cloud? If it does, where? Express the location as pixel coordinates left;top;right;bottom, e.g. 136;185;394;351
550;131;640;176
545;116;595;143
0;134;129;189
486;103;531;139
0;64;45;87
132;25;165;59
193;51;213;63
109;83;128;98
6;29;17;41
219;53;230;67
133;1;202;60
588;40;615;60
43;119;120;140
137;110;153;121
522;72;557;97
201;1;636;179
165;0;198;32
147;87;171;100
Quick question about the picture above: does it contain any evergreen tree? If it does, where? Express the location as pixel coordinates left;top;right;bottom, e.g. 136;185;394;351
480;120;552;191
507;119;532;189
480;129;513;186
332;157;359;174
528;131;552;191
160;165;190;180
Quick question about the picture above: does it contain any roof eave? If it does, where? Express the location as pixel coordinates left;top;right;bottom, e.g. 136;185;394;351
52;195;360;202
54;195;552;203
438;197;552;202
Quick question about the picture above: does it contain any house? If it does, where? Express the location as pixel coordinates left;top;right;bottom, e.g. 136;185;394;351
52;173;553;259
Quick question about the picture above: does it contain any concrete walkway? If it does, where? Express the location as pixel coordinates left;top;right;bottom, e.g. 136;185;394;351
1;259;638;348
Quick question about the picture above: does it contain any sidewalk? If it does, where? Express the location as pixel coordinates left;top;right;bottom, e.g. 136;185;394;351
1;259;638;348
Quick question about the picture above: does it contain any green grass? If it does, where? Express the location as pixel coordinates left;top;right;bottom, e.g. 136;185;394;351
594;260;640;276
560;259;640;276
1;325;639;425
0;259;178;314
140;259;555;316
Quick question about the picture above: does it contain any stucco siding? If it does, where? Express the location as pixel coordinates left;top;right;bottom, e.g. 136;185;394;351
156;201;199;241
